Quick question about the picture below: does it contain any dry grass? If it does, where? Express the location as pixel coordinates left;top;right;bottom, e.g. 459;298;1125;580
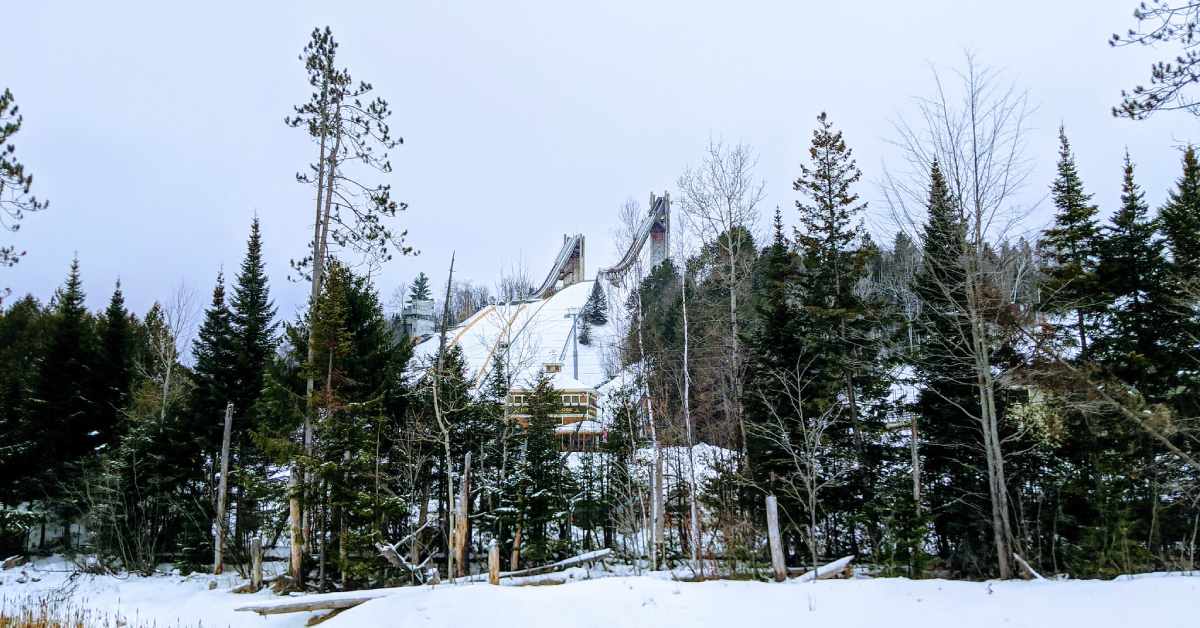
0;594;197;628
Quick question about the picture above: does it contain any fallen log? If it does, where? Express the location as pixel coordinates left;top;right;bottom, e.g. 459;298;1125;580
1012;553;1045;581
234;587;409;616
238;548;614;616
789;555;855;582
464;548;612;582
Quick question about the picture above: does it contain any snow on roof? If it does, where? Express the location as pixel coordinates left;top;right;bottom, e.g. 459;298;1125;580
410;280;619;392
555;420;604;434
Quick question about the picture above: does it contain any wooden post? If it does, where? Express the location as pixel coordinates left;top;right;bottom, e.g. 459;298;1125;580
251;537;263;591
488;539;500;585
766;494;786;582
454;452;472;578
214;402;234;575
510;525;522;571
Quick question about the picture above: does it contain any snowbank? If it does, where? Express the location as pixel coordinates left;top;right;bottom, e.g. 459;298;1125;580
328;575;1198;628
3;557;1196;627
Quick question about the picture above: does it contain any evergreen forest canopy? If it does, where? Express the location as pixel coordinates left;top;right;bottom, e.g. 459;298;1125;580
0;17;1198;589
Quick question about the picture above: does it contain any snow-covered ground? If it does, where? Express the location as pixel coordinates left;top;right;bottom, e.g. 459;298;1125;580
2;557;1196;627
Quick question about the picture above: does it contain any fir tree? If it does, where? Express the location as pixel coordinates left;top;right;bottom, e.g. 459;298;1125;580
1040;127;1102;357
409;272;432;303
1160;145;1200;279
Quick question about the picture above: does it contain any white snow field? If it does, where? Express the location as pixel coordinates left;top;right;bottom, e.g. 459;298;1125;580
2;558;1196;627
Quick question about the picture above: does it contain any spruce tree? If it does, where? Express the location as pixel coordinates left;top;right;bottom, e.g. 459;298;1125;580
1096;153;1172;390
229;218;278;418
1160;145;1200;279
409;272;432;303
790;112;892;552
1040;127;1102;357
30;258;98;509
94;281;134;450
190;271;238;453
913;160;993;573
583;280;608;326
518;371;572;563
0;295;45;504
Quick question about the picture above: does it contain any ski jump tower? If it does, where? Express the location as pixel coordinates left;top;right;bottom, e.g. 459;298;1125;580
598;191;671;285
531;192;670;298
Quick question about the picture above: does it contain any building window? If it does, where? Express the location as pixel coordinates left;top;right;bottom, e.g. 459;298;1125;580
545;363;562;374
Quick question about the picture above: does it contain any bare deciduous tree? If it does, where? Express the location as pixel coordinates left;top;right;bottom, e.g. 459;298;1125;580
677;139;765;464
752;361;850;575
884;54;1035;579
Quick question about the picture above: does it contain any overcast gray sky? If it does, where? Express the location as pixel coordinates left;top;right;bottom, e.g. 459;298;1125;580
2;0;1195;318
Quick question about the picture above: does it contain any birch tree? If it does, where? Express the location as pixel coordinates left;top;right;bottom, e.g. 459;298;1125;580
677;140;764;464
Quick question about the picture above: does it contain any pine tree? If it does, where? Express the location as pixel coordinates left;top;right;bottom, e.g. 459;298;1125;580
1160;145;1200;280
1040;127;1102;357
409;272;432;303
94;281;134;450
0;88;48;270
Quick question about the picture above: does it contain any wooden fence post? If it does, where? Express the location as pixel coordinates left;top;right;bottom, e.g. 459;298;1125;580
251;537;263;591
488;539;500;585
766;494;786;582
454;452;472;578
214;402;233;575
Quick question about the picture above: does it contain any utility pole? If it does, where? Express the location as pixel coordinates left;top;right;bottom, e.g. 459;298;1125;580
567;307;580;379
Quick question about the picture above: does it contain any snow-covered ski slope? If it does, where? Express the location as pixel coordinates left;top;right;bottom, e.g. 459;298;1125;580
410;280;619;392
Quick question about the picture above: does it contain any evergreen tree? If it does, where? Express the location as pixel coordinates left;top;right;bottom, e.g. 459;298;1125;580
912;160;993;573
577;314;592;346
790;112;892;558
0;88;48;270
1160;145;1200;279
1040;127;1102;357
190;271;238;453
409;272;432;303
583;280;608;326
0;295;45;504
517;371;573;563
1096;153;1175;393
30;257;98;503
229;218;278;417
93;281;134;450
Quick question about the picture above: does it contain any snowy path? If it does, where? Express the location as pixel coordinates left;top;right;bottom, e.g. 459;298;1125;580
3;560;1196;627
